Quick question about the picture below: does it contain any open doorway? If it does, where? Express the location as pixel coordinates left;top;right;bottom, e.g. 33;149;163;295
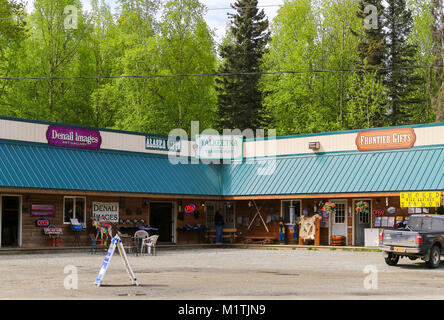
1;196;21;247
149;202;174;243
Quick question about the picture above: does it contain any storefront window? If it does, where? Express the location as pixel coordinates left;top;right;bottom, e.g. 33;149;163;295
205;202;216;227
64;198;74;223
64;197;86;224
335;203;346;224
224;202;235;225
282;200;301;224
223;202;235;228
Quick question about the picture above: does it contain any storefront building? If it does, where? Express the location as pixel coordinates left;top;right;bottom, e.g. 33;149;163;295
0;116;442;248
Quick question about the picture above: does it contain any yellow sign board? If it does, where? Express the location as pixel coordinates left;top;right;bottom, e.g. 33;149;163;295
400;192;442;208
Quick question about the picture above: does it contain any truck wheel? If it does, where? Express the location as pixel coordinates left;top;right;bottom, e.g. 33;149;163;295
426;246;441;269
385;253;400;266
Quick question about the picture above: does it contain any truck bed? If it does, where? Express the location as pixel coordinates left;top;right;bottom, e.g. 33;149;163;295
382;229;419;247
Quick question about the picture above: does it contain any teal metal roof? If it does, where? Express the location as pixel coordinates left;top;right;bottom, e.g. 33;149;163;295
0;139;442;197
0;140;221;196
220;146;444;196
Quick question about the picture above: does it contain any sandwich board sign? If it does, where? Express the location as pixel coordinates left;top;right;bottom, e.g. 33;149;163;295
94;234;139;287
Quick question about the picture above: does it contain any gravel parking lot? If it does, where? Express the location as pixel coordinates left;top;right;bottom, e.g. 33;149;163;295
1;248;444;300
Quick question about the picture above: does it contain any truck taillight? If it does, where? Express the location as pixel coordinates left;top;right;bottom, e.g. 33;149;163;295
416;235;423;245
379;231;383;242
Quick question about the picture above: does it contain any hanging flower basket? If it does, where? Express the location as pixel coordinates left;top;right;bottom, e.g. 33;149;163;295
355;201;369;214
322;202;336;215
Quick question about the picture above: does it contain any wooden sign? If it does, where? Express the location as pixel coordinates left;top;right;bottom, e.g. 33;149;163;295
43;227;63;235
400;192;442;208
356;127;416;151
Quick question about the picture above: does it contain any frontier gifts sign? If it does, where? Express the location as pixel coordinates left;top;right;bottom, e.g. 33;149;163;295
46;125;102;150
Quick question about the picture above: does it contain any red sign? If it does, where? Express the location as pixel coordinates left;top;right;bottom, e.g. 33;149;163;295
373;209;385;216
36;219;50;227
184;204;196;213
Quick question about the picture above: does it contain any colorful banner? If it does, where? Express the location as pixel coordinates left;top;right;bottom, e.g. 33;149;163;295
46;125;102;150
400;192;442;208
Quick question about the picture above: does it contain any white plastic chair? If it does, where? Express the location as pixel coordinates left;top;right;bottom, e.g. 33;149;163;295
133;230;149;254
141;235;159;255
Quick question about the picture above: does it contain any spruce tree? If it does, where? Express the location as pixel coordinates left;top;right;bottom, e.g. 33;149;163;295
430;0;444;121
383;0;423;126
351;0;387;128
215;0;269;132
354;0;386;72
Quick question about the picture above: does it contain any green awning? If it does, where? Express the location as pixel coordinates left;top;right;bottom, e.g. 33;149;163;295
220;146;444;196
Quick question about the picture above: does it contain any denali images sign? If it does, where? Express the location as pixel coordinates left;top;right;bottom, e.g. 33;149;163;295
356;127;416;151
145;135;181;152
195;135;243;160
46;125;102;150
92;202;119;222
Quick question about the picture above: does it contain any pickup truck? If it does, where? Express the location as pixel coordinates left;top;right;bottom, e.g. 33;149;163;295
379;214;444;268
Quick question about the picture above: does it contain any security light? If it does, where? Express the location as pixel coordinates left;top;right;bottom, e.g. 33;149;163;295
309;142;320;150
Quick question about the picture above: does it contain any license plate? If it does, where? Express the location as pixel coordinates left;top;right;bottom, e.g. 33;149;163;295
394;247;405;253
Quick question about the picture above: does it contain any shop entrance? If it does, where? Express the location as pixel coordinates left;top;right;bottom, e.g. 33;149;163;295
330;200;347;244
1;196;21;247
150;202;174;243
354;200;371;246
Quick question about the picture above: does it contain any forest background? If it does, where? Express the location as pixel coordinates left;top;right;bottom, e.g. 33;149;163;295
0;0;443;137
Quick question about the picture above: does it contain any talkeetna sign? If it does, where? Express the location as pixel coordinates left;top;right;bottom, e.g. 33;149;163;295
145;134;181;152
46;125;102;150
92;202;119;222
356;127;416;151
195;135;243;160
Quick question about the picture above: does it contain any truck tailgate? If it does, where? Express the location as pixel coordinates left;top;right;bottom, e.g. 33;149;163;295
382;230;418;247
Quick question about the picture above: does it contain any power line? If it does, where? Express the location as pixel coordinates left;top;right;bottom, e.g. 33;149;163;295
1;65;443;81
207;4;282;11
0;4;283;20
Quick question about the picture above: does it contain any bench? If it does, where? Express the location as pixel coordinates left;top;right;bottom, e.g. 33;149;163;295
205;228;238;243
242;236;277;245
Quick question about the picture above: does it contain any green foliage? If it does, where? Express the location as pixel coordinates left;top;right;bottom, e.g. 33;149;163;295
216;0;270;132
0;0;442;136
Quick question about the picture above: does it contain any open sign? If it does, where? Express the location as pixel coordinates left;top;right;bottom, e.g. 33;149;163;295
373;209;385;216
36;219;50;227
184;204;196;213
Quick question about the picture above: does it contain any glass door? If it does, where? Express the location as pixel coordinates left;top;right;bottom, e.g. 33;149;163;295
330;201;347;243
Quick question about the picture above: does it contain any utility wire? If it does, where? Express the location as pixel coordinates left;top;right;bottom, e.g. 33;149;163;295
1;65;443;81
0;4;283;20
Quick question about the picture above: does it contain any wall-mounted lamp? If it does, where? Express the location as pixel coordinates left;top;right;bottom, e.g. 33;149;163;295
200;201;205;207
248;201;253;207
178;200;182;212
309;142;320;150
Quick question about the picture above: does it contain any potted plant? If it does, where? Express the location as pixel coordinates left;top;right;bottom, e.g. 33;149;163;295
355;201;369;214
322;202;336;215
